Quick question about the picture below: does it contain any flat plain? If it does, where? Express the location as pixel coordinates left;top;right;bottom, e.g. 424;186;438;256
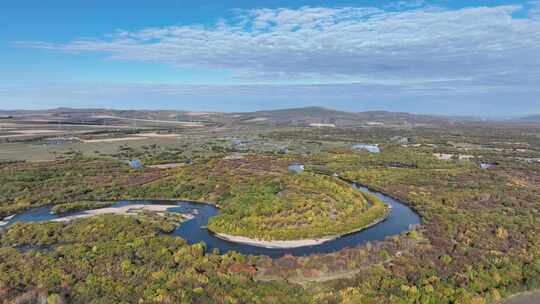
0;107;539;303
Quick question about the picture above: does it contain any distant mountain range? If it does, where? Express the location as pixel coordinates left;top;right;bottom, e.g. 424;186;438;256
0;107;538;127
229;106;461;126
516;114;540;123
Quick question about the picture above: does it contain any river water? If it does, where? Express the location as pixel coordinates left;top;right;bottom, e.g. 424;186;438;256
2;183;420;258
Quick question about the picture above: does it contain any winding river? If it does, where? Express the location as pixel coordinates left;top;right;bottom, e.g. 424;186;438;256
1;183;420;258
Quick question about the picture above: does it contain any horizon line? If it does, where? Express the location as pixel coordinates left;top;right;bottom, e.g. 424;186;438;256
0;105;534;120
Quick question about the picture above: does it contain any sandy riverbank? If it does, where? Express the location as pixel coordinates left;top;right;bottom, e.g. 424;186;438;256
0;215;15;227
212;205;392;249
51;204;192;222
213;232;336;248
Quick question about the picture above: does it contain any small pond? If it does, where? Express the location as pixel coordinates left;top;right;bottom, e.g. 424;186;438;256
288;164;305;173
352;144;380;153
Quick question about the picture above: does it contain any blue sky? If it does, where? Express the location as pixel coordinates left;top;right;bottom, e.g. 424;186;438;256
1;0;539;116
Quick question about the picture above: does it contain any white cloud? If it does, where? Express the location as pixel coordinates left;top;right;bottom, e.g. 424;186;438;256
14;4;540;95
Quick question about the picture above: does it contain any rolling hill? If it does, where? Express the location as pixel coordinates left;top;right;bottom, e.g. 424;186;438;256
0;106;484;128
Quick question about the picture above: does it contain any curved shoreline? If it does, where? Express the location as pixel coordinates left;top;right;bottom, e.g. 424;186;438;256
210;206;391;249
207;178;392;249
2;182;394;249
50;204;188;222
2;174;419;257
340;177;423;224
212;232;336;248
0;204;194;228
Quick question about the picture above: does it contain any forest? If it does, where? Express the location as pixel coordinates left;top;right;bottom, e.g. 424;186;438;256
126;156;389;240
0;125;539;303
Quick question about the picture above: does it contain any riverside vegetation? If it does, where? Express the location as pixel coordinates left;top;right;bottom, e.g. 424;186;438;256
0;124;539;303
127;156;389;240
